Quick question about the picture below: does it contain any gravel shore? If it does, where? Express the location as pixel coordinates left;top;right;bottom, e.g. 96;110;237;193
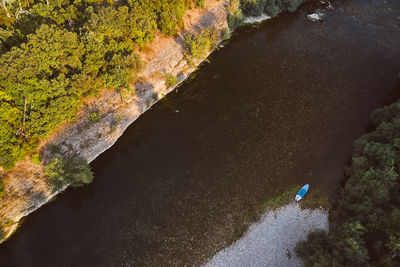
204;203;328;267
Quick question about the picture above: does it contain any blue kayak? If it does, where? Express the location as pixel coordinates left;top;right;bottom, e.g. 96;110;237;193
295;184;309;201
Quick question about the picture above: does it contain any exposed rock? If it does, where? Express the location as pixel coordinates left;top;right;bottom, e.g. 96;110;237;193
307;12;325;21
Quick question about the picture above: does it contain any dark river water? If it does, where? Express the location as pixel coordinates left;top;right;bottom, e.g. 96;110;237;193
1;0;400;266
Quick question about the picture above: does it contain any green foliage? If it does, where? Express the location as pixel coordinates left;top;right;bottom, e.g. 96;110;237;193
0;225;4;240
0;25;82;169
240;0;305;18
88;110;102;123
30;153;41;164
185;28;216;59
227;0;244;30
0;172;5;198
240;0;267;16
165;73;178;88
295;230;335;266
296;97;400;266
44;155;94;190
221;27;231;39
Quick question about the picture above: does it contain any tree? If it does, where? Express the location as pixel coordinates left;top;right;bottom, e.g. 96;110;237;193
44;155;94;190
185;28;216;59
0;225;4;240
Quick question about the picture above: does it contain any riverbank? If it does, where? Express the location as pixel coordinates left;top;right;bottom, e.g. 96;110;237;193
204;203;328;267
0;0;229;243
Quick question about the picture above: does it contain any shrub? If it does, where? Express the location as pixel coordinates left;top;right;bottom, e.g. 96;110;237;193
0;225;4;240
221;27;231;40
238;0;306;18
88;110;102;123
227;0;245;30
0;175;4;198
165;73;178;88
240;0;267;16
45;155;94;190
185;28;216;60
31;153;41;164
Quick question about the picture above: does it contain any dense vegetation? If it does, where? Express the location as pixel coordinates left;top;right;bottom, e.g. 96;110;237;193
240;0;304;17
184;28;216;59
0;0;205;170
44;155;94;190
226;0;305;31
296;99;400;266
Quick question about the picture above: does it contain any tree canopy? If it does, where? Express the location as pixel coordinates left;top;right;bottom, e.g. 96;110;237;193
44;155;94;190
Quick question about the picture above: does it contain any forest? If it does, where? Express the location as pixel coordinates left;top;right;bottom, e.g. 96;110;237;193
0;0;205;170
296;98;400;266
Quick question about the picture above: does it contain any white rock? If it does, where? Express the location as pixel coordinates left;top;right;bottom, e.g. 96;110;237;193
307;12;324;21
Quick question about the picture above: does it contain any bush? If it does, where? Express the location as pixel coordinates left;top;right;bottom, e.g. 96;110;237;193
221;27;231;40
45;155;94;190
240;0;267;16
30;153;41;164
88;110;102;123
185;28;216;59
165;73;178;88
238;0;305;18
227;0;245;30
0;225;4;240
0;175;4;198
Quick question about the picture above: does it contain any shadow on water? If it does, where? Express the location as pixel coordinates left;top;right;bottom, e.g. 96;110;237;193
1;0;400;266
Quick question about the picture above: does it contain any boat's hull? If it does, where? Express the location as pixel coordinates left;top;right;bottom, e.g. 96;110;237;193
295;184;309;201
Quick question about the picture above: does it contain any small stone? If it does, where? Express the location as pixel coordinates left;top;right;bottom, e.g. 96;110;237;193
307;12;324;21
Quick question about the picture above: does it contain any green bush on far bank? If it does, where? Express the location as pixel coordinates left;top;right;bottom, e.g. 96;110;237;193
45;155;94;191
0;225;4;240
240;0;305;18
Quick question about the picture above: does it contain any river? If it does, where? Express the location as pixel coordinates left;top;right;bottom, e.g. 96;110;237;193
0;0;399;266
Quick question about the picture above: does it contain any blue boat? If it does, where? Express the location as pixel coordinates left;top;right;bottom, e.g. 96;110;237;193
295;184;309;201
